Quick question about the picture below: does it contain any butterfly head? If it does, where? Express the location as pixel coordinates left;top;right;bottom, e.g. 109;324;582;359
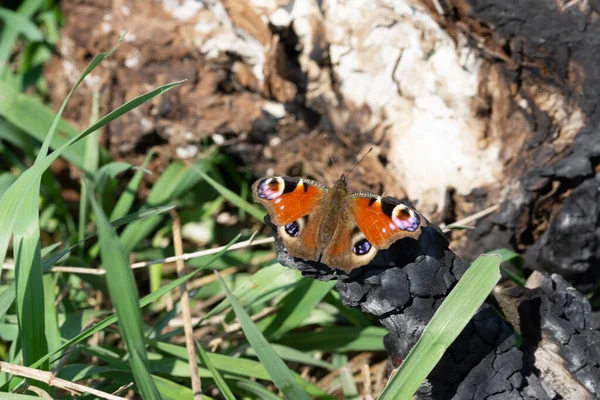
334;174;348;192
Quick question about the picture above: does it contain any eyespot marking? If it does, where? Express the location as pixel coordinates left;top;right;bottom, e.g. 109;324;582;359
392;204;420;232
353;238;372;255
285;221;300;237
257;177;285;200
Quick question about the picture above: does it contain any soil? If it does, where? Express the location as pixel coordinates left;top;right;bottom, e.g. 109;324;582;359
45;0;600;294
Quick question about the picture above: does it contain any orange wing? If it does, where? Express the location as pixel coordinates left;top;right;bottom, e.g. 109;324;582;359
252;177;327;225
349;195;426;249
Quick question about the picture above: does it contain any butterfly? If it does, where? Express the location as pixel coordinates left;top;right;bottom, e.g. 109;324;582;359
252;174;428;272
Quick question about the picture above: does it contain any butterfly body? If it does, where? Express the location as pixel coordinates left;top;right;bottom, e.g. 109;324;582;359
252;175;427;272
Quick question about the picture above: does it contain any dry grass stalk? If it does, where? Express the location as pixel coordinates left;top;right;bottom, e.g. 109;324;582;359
0;361;125;400
172;212;202;400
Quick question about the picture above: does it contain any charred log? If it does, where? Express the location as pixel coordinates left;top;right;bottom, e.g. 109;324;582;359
267;215;599;399
416;0;600;293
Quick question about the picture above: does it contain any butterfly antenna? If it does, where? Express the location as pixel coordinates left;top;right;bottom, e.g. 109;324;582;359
346;147;373;179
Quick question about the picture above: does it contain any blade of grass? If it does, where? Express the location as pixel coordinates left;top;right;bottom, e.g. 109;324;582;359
0;81;86;168
45;205;176;271
8;18;118;381
193;167;265;221
88;180;161;399
119;158;209;252
231;379;282;400
13;182;48;372
379;254;502;399
0;206;175;323
0;393;43;400
262;279;336;339
0;79;183;275
42;274;60;369
150;340;330;398
0;285;16;321
37;36;124;161
110;149;155;220
195;340;236;400
28;235;242;373
78;88;100;249
0;0;44;63
95;162;146;193
278;326;387;352
200;264;301;320
244;343;334;370
0;8;43;43
153;374;212;400
340;367;359;400
216;272;312;400
490;247;526;285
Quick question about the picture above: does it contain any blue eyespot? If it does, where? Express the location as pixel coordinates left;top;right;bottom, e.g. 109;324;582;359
285;221;300;237
353;238;371;255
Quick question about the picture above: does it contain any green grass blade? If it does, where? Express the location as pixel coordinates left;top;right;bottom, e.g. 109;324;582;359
0;285;16;321
340;367;359;400
73;80;184;148
201;264;301;320
119;158;208;251
0;393;43;400
491;248;522;265
95;162;142;187
78;89;100;247
379;254;502;399
193;167;265;221
245;343;334;370
152;374;201;400
195;340;236;400
36;36;123;162
42;274;60;369
13;179;48;370
110;149;155;220
0;79;182;275
0;8;43;43
43;205;175;271
263;279;336;339
28;235;242;372
490;247;526;285
278;326;387;352
0;172;17;195
151;341;330;398
0;0;43;63
88;180;161;399
231;379;282;400
217;273;312;400
3;12;120;380
0;206;175;325
0;82;85;168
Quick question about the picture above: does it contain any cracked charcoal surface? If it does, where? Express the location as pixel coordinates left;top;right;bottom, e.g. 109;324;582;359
523;174;600;289
424;0;600;293
504;274;600;397
266;216;552;399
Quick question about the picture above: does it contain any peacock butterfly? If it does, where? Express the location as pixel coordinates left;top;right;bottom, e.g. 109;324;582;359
252;174;428;272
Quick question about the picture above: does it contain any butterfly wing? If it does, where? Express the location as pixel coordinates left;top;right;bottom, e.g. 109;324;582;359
320;193;427;273
349;193;427;249
252;177;328;262
252;177;327;225
319;217;363;272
